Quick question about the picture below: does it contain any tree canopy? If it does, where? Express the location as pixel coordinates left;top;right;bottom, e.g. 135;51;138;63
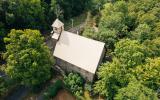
114;39;146;68
92;0;160;99
4;29;54;87
115;81;158;100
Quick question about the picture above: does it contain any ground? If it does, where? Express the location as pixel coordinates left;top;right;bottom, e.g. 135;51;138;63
53;89;76;100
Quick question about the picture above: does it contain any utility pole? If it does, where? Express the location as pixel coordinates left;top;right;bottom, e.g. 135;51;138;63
71;19;74;28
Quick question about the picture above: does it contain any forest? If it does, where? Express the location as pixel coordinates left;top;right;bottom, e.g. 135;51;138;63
0;0;160;100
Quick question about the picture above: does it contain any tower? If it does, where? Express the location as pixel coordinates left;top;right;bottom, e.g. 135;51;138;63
51;19;64;41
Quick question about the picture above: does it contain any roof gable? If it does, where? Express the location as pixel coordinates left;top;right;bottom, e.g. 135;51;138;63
52;19;64;28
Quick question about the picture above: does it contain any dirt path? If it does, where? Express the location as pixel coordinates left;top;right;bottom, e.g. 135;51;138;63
53;89;76;100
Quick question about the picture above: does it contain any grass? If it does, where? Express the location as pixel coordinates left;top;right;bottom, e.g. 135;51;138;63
64;12;87;30
84;91;92;100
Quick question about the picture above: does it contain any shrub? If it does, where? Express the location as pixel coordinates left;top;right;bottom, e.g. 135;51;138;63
0;77;7;96
64;72;84;99
85;83;92;92
0;77;15;97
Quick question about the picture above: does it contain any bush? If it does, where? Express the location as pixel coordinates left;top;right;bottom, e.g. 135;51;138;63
0;77;15;97
0;77;7;97
43;80;63;99
64;72;84;99
85;83;92;92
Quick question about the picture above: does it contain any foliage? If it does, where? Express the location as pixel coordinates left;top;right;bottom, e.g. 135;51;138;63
83;1;130;50
99;1;129;38
131;23;153;43
5;0;46;30
83;0;160;51
83;26;117;50
0;77;15;97
85;83;92;92
143;38;160;57
0;77;7;97
114;81;158;100
43;80;63;99
4;29;54;87
133;57;160;90
60;0;87;19
94;57;159;99
64;72;84;99
89;0;108;15
94;39;159;99
0;22;6;51
94;58;133;99
50;0;87;20
114;39;146;68
83;26;97;39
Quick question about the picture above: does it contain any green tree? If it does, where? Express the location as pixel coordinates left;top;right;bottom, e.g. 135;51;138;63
133;57;160;90
99;1;129;38
131;23;153;43
83;1;133;50
128;0;160;32
6;0;46;30
93;0;160;99
55;0;87;19
94;58;133;99
4;29;54;87
0;22;6;51
83;26;117;50
115;81;158;100
143;37;160;57
64;73;84;99
114;39;146;68
0;77;7;97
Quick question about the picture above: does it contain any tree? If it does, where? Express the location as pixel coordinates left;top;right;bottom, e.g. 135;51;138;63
83;26;117;50
0;77;7;97
133;57;160;90
114;39;146;68
143;37;160;57
131;23;153;43
0;22;6;51
93;0;160;99
4;29;54;87
83;1;133;50
115;81;158;100
5;0;46;30
55;0;87;19
64;72;84;99
94;58;133;99
99;1;129;38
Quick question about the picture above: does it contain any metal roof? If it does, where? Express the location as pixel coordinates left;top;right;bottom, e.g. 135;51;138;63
53;31;105;74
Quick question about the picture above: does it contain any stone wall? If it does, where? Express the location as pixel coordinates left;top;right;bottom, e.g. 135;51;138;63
55;57;94;82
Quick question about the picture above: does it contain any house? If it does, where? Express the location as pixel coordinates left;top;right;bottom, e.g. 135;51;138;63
52;19;105;81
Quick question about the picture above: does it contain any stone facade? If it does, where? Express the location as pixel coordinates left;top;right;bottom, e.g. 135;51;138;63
55;57;95;81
